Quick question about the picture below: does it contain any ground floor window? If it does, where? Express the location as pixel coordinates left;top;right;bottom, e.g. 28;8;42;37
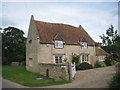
100;56;105;61
81;55;89;63
55;56;62;63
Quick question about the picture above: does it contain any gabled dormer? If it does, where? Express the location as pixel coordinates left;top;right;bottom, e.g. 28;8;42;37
80;37;88;48
53;33;64;49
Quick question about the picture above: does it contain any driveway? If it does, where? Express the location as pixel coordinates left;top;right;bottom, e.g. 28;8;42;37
39;66;116;88
2;66;116;88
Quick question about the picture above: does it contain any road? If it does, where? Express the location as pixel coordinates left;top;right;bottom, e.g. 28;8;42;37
2;66;116;88
2;79;27;88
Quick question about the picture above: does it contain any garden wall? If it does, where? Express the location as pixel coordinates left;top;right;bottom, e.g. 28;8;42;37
116;62;120;73
39;63;72;81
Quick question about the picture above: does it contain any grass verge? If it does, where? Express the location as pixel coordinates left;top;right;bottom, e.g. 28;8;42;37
2;65;70;87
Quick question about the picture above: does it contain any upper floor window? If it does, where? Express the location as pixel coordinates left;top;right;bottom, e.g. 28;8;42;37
81;42;88;48
54;40;63;49
53;33;64;49
80;38;88;48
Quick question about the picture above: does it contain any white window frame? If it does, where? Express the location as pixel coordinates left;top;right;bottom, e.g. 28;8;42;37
81;42;88;48
54;40;63;48
54;56;63;63
81;55;88;63
100;56;105;61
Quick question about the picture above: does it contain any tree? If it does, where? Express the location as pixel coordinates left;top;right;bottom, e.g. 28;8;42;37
2;27;26;65
100;25;118;46
114;35;120;61
99;25;120;61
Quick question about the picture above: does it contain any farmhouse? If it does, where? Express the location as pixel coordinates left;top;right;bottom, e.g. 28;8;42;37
26;15;109;80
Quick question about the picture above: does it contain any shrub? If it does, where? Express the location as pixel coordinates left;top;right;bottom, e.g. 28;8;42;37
95;61;106;68
111;60;116;65
104;57;112;66
71;54;80;70
71;54;79;64
77;62;93;70
116;58;120;62
76;64;80;70
109;72;120;88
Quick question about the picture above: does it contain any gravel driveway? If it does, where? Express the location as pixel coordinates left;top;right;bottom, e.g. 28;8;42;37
2;66;116;88
39;66;116;88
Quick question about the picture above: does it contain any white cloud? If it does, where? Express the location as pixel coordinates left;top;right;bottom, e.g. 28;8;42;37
1;2;118;42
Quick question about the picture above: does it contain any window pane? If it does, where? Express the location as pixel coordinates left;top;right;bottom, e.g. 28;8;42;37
100;56;104;61
55;41;63;48
55;56;58;63
81;55;88;62
82;55;84;61
55;41;59;47
87;55;88;61
55;56;62;63
59;56;62;63
81;42;88;48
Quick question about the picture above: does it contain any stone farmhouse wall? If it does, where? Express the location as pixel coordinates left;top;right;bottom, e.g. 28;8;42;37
26;16;96;77
37;44;96;65
39;63;72;81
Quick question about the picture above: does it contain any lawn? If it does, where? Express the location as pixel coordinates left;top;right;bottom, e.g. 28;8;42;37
2;65;70;87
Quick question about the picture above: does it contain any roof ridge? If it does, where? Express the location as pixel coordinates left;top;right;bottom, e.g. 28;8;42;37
34;20;81;30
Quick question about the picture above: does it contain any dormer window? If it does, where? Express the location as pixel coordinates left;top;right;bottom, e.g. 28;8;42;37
80;38;88;48
53;33;64;49
55;40;63;48
81;42;88;48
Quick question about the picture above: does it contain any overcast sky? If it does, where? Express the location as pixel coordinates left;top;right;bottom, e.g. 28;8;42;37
0;0;119;42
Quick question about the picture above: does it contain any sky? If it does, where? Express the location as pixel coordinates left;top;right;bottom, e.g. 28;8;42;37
0;0;119;42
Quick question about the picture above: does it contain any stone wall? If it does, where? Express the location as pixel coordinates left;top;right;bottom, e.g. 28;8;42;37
115;62;120;73
39;63;71;81
26;16;40;73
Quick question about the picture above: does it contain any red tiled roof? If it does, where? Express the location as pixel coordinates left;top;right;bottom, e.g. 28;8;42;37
96;47;109;55
34;20;95;45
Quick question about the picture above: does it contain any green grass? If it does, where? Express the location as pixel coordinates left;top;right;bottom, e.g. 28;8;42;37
2;65;70;87
0;65;2;76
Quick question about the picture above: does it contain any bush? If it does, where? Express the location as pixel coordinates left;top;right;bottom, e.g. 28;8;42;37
71;54;79;64
71;54;80;70
109;72;120;88
95;61;106;68
104;57;112;66
111;60;116;65
76;64;80;70
77;62;93;70
116;59;120;62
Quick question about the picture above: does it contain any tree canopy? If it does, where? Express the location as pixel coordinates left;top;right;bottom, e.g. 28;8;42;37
2;27;26;64
99;25;120;61
99;25;118;46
